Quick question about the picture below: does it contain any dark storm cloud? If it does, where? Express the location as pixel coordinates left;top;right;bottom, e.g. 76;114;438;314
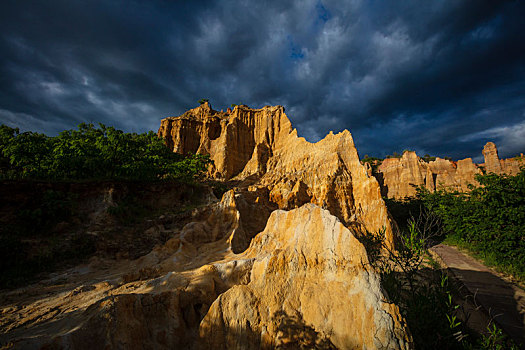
0;0;524;159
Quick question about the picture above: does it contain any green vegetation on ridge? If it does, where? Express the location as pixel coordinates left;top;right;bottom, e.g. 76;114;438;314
0;122;212;289
0;123;211;182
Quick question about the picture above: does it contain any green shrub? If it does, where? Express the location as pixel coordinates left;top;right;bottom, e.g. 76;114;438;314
0;123;211;182
417;169;525;280
361;155;383;173
421;154;436;163
363;226;467;349
364;221;519;348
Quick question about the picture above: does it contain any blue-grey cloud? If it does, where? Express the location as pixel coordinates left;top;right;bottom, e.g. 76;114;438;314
0;0;524;159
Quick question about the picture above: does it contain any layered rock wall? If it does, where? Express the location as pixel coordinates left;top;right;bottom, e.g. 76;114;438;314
374;143;524;199
159;103;393;245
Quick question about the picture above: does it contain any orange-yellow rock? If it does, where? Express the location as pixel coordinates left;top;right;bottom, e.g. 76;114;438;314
159;103;395;247
197;204;411;349
375;143;522;199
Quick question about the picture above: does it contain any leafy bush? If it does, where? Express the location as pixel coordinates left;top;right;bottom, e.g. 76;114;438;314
363;225;467;348
363;220;519;348
0;123;211;182
417;169;525;280
361;155;383;173
386;151;402;159
365;170;524;348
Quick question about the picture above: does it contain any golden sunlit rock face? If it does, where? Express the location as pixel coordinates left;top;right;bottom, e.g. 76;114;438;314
197;204;411;350
159;102;395;247
375;143;524;199
2;104;412;349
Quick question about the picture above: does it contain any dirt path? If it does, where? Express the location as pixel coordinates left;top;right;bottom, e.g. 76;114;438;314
430;244;525;347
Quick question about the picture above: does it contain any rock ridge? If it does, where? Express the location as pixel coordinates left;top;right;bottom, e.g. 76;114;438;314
159;102;394;247
374;143;524;199
1;199;412;349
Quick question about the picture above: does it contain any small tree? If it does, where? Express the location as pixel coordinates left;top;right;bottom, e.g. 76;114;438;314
198;98;209;105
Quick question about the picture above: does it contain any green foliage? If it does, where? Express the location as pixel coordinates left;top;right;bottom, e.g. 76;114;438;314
363;225;468;348
476;323;520;350
370;171;525;348
364;223;520;348
0;123;212;182
198;98;209;104
361;155;383;172
417;169;525;280
422;154;436;162
386;151;402;159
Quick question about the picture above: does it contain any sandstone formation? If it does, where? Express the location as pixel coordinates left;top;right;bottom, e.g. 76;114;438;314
1;197;411;349
482;142;502;175
197;204;410;349
481;141;524;176
1;103;412;349
159;102;394;247
375;143;524;199
375;152;427;199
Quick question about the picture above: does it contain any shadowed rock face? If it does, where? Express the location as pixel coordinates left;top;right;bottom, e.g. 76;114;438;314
375;143;524;199
159;103;394;247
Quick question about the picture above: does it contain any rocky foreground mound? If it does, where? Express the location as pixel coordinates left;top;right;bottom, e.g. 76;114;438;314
1;104;411;349
1;197;411;349
374;142;524;199
198;204;409;349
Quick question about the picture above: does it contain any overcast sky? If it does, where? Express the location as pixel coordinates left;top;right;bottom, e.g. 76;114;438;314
1;1;524;161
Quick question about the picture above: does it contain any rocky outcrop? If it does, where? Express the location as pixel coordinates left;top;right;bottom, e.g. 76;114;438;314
375;142;523;199
197;204;410;349
375;152;426;198
159;102;394;247
482;142;503;175
1;198;411;349
481;142;524;176
2;103;412;349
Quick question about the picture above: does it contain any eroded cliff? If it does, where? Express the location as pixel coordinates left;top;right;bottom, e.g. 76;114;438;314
1;104;411;349
375;143;524;199
1;193;411;349
159;102;394;246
